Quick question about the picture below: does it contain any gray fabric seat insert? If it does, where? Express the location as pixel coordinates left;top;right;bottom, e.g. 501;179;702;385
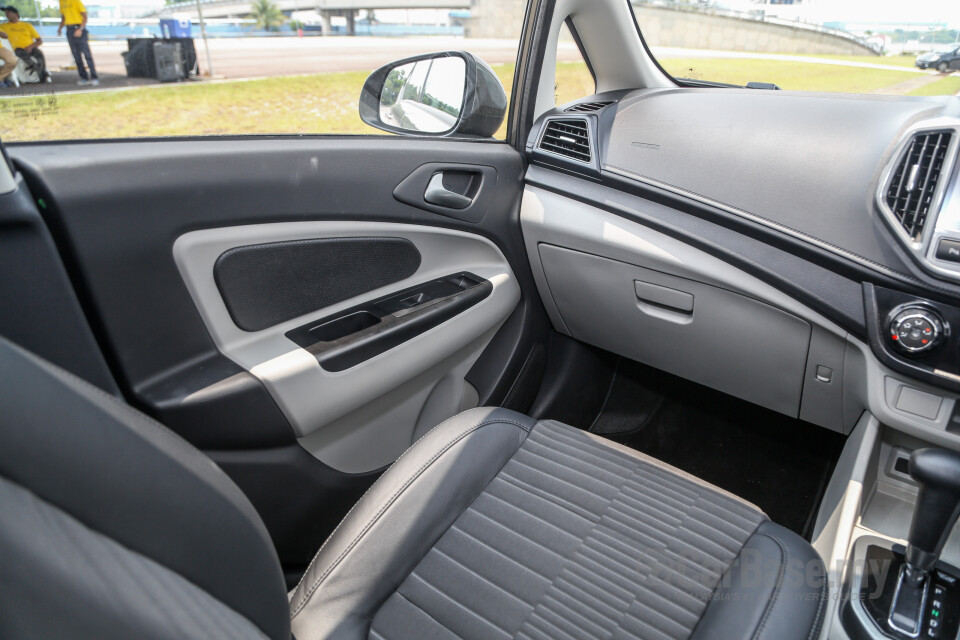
370;420;766;640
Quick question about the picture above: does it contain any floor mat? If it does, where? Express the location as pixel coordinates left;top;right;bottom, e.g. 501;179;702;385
590;358;847;539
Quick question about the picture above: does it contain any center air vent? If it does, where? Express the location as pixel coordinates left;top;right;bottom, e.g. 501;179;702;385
538;118;591;163
885;130;953;243
565;101;613;113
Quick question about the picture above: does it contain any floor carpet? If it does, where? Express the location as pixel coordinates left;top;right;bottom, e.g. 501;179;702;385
587;358;846;539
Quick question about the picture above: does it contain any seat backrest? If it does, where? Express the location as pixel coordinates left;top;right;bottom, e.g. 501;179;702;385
0;336;291;640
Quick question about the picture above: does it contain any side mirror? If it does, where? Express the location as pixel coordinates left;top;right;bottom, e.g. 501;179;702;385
359;51;507;138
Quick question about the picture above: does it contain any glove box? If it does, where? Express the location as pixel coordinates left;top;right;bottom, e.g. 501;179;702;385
537;243;812;417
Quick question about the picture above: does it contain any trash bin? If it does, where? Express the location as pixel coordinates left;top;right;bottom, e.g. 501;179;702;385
122;38;154;78
160;18;191;39
123;37;193;79
153;41;183;82
165;36;198;76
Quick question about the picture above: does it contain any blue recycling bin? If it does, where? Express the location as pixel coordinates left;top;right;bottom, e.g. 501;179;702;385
160;18;192;39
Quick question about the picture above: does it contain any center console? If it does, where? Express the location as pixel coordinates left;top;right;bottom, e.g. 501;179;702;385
816;417;960;640
844;541;960;639
841;447;960;639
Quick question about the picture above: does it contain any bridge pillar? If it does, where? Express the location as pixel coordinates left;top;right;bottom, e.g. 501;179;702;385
316;8;356;36
318;9;332;35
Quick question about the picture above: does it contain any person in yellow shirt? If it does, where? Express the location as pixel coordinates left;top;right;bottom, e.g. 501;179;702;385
0;6;50;84
57;0;97;86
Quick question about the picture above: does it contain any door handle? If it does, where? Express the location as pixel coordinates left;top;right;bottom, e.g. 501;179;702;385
424;173;474;210
394;163;495;222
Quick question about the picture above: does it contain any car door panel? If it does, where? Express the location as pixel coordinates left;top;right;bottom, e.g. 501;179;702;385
174;220;520;472
9;136;542;575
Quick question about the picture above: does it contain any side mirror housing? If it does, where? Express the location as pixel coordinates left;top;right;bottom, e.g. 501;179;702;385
359;51;507;138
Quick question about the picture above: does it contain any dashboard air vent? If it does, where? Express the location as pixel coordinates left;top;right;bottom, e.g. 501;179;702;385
539;119;591;163
565;101;613;113
885;131;953;242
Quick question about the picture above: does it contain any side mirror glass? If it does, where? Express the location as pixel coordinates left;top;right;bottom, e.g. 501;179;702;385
379;57;466;134
360;51;507;138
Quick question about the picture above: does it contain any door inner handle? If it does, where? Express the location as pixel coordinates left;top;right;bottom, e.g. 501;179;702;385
424;172;474;210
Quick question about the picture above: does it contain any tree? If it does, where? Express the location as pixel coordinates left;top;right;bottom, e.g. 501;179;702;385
250;0;285;32
6;0;59;21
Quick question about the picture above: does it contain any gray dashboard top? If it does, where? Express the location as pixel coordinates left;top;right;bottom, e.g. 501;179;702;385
602;88;960;285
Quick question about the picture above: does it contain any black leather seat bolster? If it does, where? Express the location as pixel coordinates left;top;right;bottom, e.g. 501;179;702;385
691;520;828;640
0;338;290;640
289;407;537;640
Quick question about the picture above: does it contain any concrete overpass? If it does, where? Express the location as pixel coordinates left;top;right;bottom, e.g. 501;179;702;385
148;0;470;35
147;0;877;57
463;0;879;56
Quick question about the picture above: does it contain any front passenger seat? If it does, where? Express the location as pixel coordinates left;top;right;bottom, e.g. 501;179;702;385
0;336;826;640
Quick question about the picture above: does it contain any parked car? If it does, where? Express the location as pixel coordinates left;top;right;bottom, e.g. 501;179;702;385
916;43;960;72
3;1;960;639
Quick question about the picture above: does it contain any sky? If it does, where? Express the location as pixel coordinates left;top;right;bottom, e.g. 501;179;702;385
819;0;958;27
719;0;958;28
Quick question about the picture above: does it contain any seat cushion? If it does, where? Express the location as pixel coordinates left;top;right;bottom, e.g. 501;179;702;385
290;408;827;640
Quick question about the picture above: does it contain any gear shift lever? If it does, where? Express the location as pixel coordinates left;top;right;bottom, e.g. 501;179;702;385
888;448;960;636
905;448;960;583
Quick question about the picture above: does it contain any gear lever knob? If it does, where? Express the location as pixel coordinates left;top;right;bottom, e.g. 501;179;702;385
904;448;960;585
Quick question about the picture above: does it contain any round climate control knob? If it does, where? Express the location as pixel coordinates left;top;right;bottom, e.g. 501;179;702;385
889;307;944;355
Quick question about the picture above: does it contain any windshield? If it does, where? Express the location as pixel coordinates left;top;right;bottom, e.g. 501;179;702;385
632;0;960;96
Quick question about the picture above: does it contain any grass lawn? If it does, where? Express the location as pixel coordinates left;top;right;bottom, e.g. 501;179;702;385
658;58;919;92
1;71;380;141
0;56;954;142
908;75;960;96
804;54;919;67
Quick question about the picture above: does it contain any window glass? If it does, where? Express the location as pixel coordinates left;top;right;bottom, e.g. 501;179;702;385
632;0;960;97
554;21;595;106
0;0;520;141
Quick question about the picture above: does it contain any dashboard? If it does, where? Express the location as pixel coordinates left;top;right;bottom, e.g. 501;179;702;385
525;87;960;400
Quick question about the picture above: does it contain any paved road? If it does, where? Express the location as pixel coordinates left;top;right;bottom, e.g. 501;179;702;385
8;36;955;97
38;36;937;79
37;37;545;81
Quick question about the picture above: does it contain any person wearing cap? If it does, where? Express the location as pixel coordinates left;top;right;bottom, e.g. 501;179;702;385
0;6;51;85
57;0;97;86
